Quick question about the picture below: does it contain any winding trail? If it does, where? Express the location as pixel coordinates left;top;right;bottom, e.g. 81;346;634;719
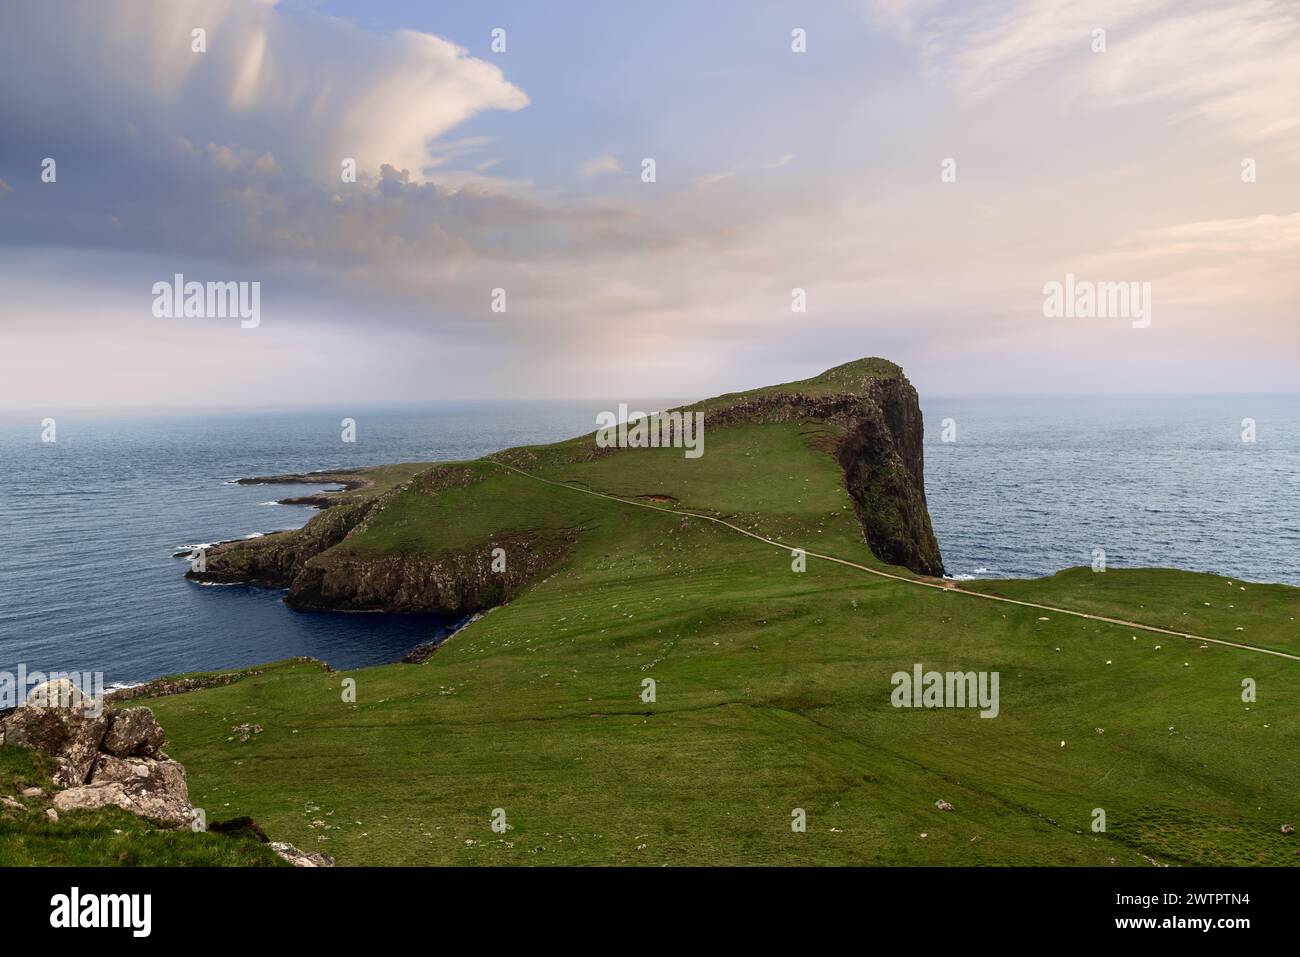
488;459;1300;664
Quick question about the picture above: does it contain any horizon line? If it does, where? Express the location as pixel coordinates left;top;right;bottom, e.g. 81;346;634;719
2;390;1298;417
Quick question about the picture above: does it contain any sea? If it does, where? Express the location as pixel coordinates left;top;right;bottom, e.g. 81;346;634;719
1;395;1295;687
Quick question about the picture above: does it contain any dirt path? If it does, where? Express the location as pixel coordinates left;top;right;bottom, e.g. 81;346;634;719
489;459;1300;663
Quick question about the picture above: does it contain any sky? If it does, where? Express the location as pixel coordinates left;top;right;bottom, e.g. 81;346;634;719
1;0;1297;409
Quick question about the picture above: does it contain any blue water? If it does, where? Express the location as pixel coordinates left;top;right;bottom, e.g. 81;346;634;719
921;395;1300;584
0;403;618;686
1;396;1296;686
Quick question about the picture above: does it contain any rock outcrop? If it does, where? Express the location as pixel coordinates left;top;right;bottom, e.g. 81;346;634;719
55;754;193;827
187;495;380;587
285;533;574;613
269;842;336;867
190;464;576;615
0;682;194;827
1;700;109;788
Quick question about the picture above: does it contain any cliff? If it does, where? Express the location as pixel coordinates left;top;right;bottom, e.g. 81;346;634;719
679;360;943;576
190;465;573;614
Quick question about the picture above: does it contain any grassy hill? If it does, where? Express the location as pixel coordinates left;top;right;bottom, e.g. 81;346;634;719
6;358;1298;866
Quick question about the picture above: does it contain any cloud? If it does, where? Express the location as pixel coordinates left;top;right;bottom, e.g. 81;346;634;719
863;0;945;40
0;0;528;184
0;0;1296;403
1076;213;1300;314
693;169;735;188
0;1;549;278
875;0;1300;153
579;154;622;177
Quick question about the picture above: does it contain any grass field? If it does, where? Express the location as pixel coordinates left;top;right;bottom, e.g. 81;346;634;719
7;362;1297;866
128;415;1300;866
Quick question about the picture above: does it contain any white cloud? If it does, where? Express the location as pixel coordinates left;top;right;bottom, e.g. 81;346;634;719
0;0;528;183
880;0;1300;154
579;154;622;177
693;169;735;188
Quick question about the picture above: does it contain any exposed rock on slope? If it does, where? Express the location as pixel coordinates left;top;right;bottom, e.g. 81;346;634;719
286;533;574;613
2;684;332;864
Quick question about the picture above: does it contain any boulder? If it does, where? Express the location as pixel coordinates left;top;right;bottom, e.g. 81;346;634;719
102;707;166;758
0;704;109;786
53;754;193;827
25;678;92;711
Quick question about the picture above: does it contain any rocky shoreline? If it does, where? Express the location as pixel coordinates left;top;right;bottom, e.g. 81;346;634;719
186;464;574;618
236;470;377;509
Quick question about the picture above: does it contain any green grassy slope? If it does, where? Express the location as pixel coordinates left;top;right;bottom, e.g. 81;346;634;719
127;417;1300;866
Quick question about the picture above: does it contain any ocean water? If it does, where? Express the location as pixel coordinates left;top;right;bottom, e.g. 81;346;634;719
921;395;1300;584
1;395;1296;687
0;403;613;688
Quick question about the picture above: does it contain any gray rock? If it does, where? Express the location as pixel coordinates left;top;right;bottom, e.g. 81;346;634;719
270;841;336;867
935;799;954;811
102;707;166;758
20;786;44;798
0;705;109;786
45;808;58;823
25;678;92;711
54;754;193;827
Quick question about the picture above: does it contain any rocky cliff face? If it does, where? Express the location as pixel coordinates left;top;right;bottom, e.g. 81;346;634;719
189;465;575;616
285;532;574;613
188;496;378;587
839;376;944;576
